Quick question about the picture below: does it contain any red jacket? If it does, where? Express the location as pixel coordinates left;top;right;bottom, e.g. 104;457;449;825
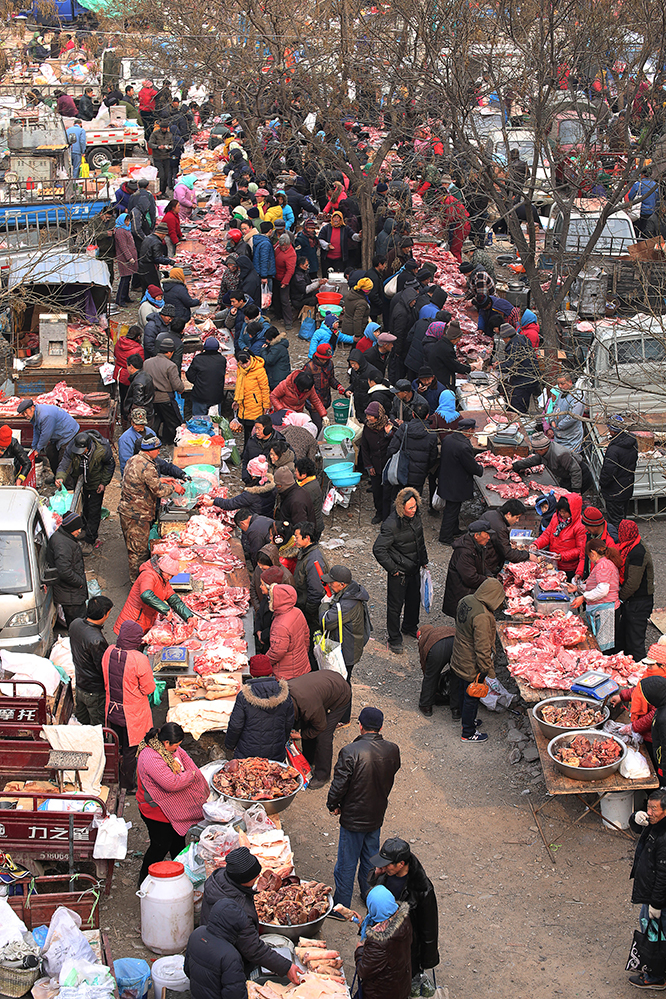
535;491;586;575
164;210;183;245
138;85;157;111
275;244;297;286
114;336;144;385
521;321;540;349
114;560;175;634
102;645;155;745
270;370;326;418
266;584;311;680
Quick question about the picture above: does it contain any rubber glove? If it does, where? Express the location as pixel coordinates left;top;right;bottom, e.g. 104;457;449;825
634;811;650;826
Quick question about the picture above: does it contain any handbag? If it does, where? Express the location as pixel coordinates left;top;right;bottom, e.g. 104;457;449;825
626;917;666;978
383;263;405;298
298;316;316;341
345;394;363;442
466;673;490;698
382;421;409;486
585;601;616;652
313;604;348;678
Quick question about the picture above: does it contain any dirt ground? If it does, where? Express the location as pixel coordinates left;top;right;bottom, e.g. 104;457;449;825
71;311;666;999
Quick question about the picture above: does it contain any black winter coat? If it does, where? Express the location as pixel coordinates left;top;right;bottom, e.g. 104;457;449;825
224;677;294;761
143;313;172;358
373;491;428;576
361;423;393;477
186;352;228;406
498;333;540;388
162;279;201;322
390;292;418;358
124;370;155;423
199;872;291;975
404;317;433;376
630;813;666;907
156;330;184;373
363;343;390;377
68;618;108;693
46;527;88;607
484;509;530;563
275;482;315;527
242;515;275;565
1;438;31;479
599;431;638;501
327;732;401;832
184;900;247;999
368;853;440;974
237;255;261;304
387;420;438;491
442;535;503;617
422;337;471;390
438;432;483;502
138;233;172;276
214;479;276;518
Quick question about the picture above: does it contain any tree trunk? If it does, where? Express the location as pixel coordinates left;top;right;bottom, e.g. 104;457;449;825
359;186;374;270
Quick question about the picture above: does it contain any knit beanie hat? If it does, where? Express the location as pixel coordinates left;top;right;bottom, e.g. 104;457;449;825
225;847;261;884
274;467;296;490
445;320;462;341
530;432;550;449
261;566;284;585
0;426;12;447
581;506;605;528
62;511;83;533
499;323;516;338
315;343;332;359
249;654;273;677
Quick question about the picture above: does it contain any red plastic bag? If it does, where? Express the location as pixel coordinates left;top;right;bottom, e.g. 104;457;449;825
286;740;311;783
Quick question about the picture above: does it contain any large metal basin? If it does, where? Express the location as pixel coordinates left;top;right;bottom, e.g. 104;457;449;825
208;760;304;816
533;696;610;741
258;895;334;942
547;730;627;782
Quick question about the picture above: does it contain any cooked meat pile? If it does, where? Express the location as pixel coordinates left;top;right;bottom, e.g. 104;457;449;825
553;734;622;768
212;758;302;799
540;700;605;729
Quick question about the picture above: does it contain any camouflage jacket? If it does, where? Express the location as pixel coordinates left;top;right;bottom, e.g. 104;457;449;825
119;452;173;521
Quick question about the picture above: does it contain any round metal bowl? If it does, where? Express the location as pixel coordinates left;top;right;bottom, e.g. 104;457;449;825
258;894;334;942
547;730;627;782
208;760;305;816
532;696;610;741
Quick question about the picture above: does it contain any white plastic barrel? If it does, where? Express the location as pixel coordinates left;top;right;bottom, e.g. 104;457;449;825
600;790;634;831
137;861;194;955
151;955;190;995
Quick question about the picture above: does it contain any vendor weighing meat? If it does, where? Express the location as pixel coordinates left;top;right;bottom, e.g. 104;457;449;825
0;425;31;484
512;432;592;493
114;554;194;635
17;398;79;475
484;499;534;564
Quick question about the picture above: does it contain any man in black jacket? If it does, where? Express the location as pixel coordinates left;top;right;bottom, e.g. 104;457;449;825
46;511;89;625
0;425;31;483
423;320;474;390
289;669;351;788
235;511;275;566
386;403;438;495
200;849;300;983
495;323;540;413
274;467;315;527
443;520;503;618
484;499;532;564
364;332;396;378
186;337;227;416
437;420;483;545
368;838;439;994
599;414;638;536
627;792;666;988
389;285;419;382
241;415;285;482
327;706;401;907
124;355;155;425
68;595;113;725
367;255;389;321
513;433;593;493
184;900;248;999
373;487;429;654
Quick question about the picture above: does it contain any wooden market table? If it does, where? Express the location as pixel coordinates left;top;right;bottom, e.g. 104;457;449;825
478;462;557;510
527;712;658;860
497;620;600;704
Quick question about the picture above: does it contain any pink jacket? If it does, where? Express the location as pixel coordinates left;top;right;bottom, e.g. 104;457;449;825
267;584;311;680
136;745;208;834
102;645;155;746
585;556;620;609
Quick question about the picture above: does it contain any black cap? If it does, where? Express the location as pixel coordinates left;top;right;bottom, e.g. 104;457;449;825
395;379;412;391
71;432;91;455
359;706;383;730
158;337;175;352
369;837;411;868
404;259;419;271
225;846;262;884
321;565;352;584
469;519;494;534
17;398;34;414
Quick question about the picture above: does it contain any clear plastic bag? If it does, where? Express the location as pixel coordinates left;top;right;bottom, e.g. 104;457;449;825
43;907;98;976
197;823;240;863
243;803;275;834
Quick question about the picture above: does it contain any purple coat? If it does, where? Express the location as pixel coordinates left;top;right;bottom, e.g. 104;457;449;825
115;227;138;277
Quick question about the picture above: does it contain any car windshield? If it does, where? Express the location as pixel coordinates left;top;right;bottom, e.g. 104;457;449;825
611;337;666;364
493;140;536;164
558;120;598;145
0;533;31;593
563;217;634;254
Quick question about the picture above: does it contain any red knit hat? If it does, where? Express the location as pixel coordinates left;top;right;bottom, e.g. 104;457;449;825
249;654;273;677
261;567;284;585
581;506;605;528
647;644;666;665
0;425;12;447
315;343;332;359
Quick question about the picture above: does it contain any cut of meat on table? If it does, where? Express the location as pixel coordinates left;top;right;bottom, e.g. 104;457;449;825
486;482;530;499
506;641;645;690
178;515;233;547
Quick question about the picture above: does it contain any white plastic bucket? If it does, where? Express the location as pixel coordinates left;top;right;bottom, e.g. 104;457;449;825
151;955;190;996
137;861;194;954
600;790;634;831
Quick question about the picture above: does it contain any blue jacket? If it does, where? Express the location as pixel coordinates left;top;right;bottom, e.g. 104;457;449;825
411;377;446;413
66;125;87;155
308;323;354;359
162;279;201;322
294;232;320;274
31;405;79;452
238;316;270;356
629;177;660;216
118;424;188;477
250;232;276;278
280;203;295;229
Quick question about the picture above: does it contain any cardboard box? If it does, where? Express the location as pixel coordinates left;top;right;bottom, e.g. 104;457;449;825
121;156;151;173
627;236;666;261
172;444;222;468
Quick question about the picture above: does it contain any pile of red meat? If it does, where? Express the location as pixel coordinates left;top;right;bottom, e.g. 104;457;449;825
0;381;102;418
502;560;566;616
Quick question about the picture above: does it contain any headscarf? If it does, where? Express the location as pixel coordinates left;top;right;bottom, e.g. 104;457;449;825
520;308;538;328
639;676;666;783
618;518;641;559
331;211;344;227
365;401;388;430
282;411;317;437
142;286;163;307
363;321;381;343
115;212;132;231
435;389;458;421
169;267;186;283
178;174;196;189
360;886;398;940
355;277;373;293
424;321;448;341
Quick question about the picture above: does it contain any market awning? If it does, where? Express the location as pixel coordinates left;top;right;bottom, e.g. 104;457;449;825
8;252;111;289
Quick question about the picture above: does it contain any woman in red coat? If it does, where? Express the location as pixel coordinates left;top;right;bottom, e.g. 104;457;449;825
113;325;144;418
102;620;155;790
534;491;586;578
162;200;183;255
266;584;311;679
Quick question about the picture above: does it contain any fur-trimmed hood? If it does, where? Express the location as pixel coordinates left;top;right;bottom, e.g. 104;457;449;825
365;902;411;942
267;331;288;345
245;474;276;495
395;487;422;519
241;676;290;710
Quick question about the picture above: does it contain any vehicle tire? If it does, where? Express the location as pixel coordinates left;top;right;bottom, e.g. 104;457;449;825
88;146;112;171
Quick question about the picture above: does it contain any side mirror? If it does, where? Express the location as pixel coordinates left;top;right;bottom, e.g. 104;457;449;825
41;566;59;586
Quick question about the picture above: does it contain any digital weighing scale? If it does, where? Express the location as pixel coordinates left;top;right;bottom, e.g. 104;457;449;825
151;646;193;675
570;670;619;700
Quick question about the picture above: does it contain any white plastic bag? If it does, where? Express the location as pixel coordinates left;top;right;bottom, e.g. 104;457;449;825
431;490;445;512
620;746;651;779
43;907;98;976
0;897;27;948
480;678;515;712
92;815;131;860
322;487;336;515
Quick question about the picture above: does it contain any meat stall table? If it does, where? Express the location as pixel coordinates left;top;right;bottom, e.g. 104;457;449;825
497;621;600;704
478;463;557;510
527;713;658;861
